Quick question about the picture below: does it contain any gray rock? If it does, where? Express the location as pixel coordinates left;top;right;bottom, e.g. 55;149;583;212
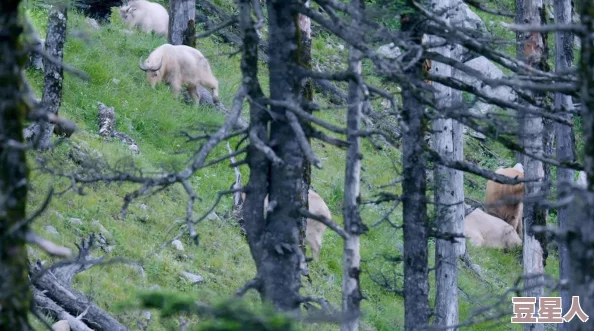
206;212;220;221
429;1;487;63
450;1;487;32
456;56;517;116
134;264;146;278
111;78;120;85
469;130;486;140
181;271;204;284
85;17;100;30
91;220;112;239
376;43;401;59
27;246;40;260
120;29;135;35
43;225;59;236
69;217;83;225
141;310;151;321
140;203;148;211
171;239;185;251
105;245;116;253
148;284;161;291
129;143;139;154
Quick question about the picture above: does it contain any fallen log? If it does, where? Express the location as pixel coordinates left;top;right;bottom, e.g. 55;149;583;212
31;235;128;331
34;288;93;331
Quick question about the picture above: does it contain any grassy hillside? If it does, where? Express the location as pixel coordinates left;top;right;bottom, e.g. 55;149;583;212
23;2;560;330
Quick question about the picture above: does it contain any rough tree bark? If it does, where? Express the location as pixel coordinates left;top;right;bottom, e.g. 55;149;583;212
516;1;548;330
25;4;67;149
169;0;196;47
401;6;431;330
238;0;269;293
553;1;575;330
341;2;365;330
239;0;307;314
566;0;594;328
0;1;33;330
261;0;306;313
431;0;465;329
297;2;312;263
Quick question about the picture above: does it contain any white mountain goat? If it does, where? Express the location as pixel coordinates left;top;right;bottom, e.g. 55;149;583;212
138;43;220;104
119;0;169;36
241;189;330;259
464;208;522;249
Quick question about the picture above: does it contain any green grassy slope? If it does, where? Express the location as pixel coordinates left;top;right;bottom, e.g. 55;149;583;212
23;2;557;330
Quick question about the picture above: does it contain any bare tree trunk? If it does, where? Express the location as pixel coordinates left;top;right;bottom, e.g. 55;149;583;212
25;4;67;150
341;2;365;329
238;0;268;294
431;0;465;328
521;107;546;331
553;1;575;330
566;1;594;328
297;3;312;263
264;0;305;312
243;0;307;313
401;9;430;331
0;1;33;330
169;0;196;47
516;1;548;330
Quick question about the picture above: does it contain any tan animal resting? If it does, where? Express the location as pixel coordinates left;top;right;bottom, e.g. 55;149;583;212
119;0;169;36
241;190;329;259
464;208;522;249
139;43;220;104
485;163;524;237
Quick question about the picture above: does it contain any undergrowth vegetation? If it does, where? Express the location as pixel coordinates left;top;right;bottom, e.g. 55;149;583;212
22;1;567;330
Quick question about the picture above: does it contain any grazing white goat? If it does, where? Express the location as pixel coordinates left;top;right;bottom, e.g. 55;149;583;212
139;43;220;104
